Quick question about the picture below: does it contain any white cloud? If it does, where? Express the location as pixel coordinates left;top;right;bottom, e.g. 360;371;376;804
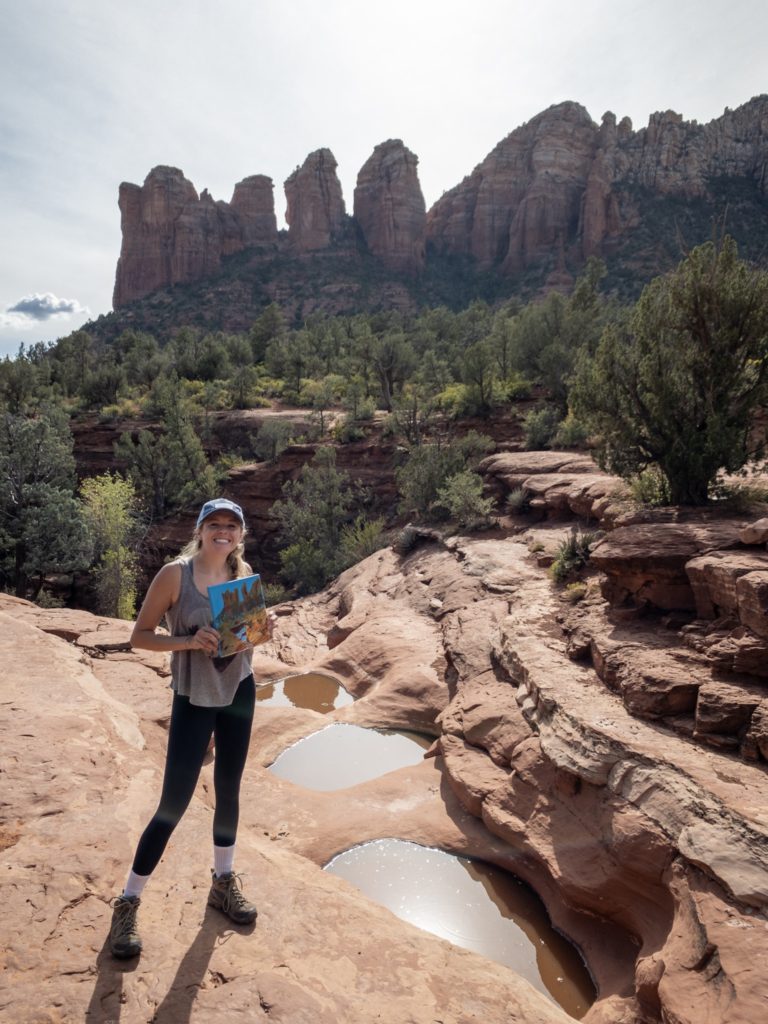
1;292;90;328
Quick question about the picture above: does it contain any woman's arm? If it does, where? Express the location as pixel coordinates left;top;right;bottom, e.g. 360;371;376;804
130;563;219;655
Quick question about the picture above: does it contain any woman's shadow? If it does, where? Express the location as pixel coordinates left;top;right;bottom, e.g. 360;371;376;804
85;906;255;1023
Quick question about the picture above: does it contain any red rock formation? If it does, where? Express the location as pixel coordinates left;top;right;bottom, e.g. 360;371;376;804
354;140;426;272
427;102;599;273
427;94;768;271
284;148;346;252
113;166;278;307
230;174;278;245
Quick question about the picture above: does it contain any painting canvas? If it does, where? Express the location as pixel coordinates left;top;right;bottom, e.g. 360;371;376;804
208;573;269;658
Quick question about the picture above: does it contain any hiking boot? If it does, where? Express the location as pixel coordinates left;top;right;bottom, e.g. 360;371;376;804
207;870;257;924
109;895;142;958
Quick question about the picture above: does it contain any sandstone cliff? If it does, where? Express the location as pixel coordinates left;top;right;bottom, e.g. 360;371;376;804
284;148;347;252
427;95;768;271
113;166;278;307
354;139;427;272
111;95;768;317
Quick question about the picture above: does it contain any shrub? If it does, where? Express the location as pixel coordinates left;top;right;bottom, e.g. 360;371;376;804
562;582;588;603
628;466;671;507
553;413;588;448
340;515;386;563
506;487;530;514
549;530;600;584
263;581;292;605
503;374;532;401
523;406;560;450
334;416;366;444
436;471;494;527
396;431;494;518
252;419;295;463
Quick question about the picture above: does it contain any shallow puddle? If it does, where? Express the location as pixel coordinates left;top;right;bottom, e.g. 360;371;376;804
256;672;354;714
325;839;595;1019
268;723;430;790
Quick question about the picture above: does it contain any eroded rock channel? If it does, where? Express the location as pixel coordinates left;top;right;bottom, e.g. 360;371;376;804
2;450;767;1022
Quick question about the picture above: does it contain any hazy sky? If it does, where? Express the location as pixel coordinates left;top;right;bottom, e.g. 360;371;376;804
1;0;766;357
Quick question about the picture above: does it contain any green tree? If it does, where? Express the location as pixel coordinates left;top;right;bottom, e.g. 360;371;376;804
0;407;91;596
508;258;607;413
81;473;141;618
273;447;360;594
252;418;295;463
371;331;417;411
49;330;95;396
116;377;219;517
571;238;768;505
250;303;287;363
460;340;496;415
396;431;494;518
0;346;40;413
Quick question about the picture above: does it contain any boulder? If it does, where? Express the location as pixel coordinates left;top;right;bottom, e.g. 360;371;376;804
591;519;746;610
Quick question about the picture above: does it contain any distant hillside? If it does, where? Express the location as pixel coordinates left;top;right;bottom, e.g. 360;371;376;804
86;95;768;340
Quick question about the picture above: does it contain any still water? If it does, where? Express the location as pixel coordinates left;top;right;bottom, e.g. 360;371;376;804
325;839;595;1019
256;672;354;714
268;723;431;791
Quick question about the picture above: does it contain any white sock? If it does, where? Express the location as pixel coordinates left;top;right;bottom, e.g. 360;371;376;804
122;870;150;899
213;844;235;877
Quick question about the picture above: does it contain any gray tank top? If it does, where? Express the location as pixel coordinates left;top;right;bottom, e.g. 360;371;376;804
165;558;253;707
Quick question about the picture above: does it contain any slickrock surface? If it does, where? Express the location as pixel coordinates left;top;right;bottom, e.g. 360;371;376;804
479;450;627;524
0;592;570;1024
353;140;427;272
4;465;768;1023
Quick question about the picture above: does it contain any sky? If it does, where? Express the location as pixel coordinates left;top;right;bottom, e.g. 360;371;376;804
1;0;766;358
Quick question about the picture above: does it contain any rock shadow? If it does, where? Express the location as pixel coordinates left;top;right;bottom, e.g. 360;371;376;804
84;934;140;1024
85;906;255;1024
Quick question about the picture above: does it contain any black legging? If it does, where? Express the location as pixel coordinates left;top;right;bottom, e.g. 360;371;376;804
132;674;256;876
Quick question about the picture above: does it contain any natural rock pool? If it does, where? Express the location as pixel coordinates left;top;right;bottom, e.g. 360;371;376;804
325;839;596;1020
267;723;431;790
256;671;354;713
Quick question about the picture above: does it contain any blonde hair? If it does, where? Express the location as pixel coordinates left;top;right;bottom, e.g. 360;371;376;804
179;528;250;578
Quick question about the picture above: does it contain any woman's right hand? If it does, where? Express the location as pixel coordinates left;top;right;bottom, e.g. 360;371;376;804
187;626;220;656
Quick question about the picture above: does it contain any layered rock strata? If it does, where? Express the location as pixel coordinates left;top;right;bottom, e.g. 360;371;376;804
427;95;768;270
284;148;347;252
354;140;427;272
0;593;574;1024
6;442;768;1022
113;166;278;306
112;95;768;309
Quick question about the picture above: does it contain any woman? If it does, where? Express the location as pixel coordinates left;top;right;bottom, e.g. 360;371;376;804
109;497;263;958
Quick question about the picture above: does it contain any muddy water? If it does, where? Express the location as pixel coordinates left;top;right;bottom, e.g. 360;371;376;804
325;839;595;1019
256;672;354;714
268;723;430;790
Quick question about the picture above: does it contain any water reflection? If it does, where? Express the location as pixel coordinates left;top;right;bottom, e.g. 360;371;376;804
268;724;429;791
256;672;354;714
325;839;595;1019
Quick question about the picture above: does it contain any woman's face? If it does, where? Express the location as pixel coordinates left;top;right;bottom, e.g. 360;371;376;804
198;512;244;555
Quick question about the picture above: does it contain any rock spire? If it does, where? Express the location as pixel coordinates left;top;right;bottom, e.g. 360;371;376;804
354;140;426;273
